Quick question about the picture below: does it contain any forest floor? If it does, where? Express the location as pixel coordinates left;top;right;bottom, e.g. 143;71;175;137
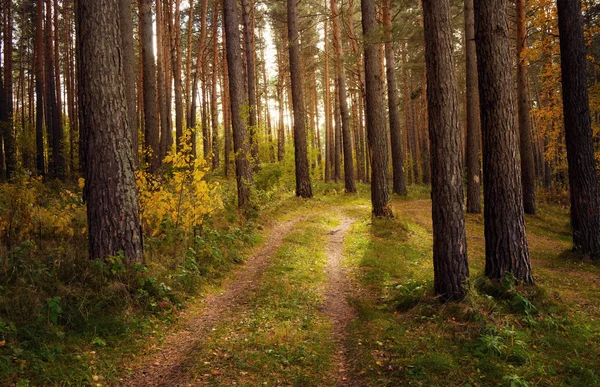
108;186;600;387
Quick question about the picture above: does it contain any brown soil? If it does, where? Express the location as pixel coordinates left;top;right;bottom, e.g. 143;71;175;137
322;216;365;387
117;217;303;387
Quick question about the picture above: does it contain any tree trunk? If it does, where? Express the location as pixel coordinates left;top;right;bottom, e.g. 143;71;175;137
331;0;356;193
211;0;220;170
223;0;254;208
119;0;139;166
362;0;391;217
1;0;16;180
287;0;312;198
76;0;144;263
333;80;341;182
323;11;332;181
383;0;407;196
156;0;171;160
241;0;259;166
474;0;532;283
557;0;600;258
276;40;285;162
35;0;45;176
464;0;481;213
222;30;231;176
516;0;536;215
140;0;161;173
170;0;184;151
422;0;470;301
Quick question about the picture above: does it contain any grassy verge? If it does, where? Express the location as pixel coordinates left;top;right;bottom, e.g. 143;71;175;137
343;188;600;386
192;214;338;386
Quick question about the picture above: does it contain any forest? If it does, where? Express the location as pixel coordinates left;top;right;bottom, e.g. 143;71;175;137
1;0;600;385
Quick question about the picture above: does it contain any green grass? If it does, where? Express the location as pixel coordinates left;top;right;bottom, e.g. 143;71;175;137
191;214;339;386
342;187;600;386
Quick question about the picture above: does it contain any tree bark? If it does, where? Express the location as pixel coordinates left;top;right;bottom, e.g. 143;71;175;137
76;0;144;263
140;0;161;173
464;0;481;213
211;0;220;169
241;0;259;166
323;11;332;181
557;0;600;258
516;0;536;215
331;0;356;193
119;0;139;166
34;0;45;176
422;0;470;301
362;0;391;217
223;0;254;208
474;0;532;283
287;0;312;198
383;0;407;196
170;0;184;151
1;0;16;180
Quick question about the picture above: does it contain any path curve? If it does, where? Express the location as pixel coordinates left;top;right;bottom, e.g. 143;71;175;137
323;216;364;387
119;217;303;387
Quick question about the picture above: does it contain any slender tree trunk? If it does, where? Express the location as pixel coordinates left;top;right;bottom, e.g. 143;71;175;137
35;0;45;176
156;0;170;159
465;0;481;213
423;0;470;301
331;0;356;192
276;40;285;162
323;12;332;181
241;0;259;166
222;29;231;176
141;0;161;172
211;0;220;169
287;0;312;198
2;0;16;179
516;0;536;215
557;0;600;258
333;83;342;182
76;0;144;263
474;0;532;283
185;0;194;126
383;0;407;195
362;0;391;217
170;0;184;151
119;0;139;166
223;0;254;208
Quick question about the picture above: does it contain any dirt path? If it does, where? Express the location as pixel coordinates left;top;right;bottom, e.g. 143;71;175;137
118;217;303;387
322;216;364;387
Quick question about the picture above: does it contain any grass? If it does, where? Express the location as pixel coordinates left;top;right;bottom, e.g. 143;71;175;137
342;187;600;386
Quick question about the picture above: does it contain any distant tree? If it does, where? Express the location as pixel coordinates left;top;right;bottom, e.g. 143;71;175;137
76;0;144;263
361;0;391;217
474;0;533;283
383;0;407;196
422;0;470;301
287;0;312;198
464;0;481;214
140;0;160;173
516;0;536;215
223;0;254;208
557;0;600;258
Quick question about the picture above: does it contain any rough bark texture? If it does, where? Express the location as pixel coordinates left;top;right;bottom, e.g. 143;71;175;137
276;40;285;162
557;0;600;258
331;0;356;193
422;0;470;302
1;1;16;180
76;0;144;263
474;0;532;283
140;0;160;173
287;0;313;198
171;0;184;151
516;0;536;215
383;0;407;196
223;0;254;208
362;0;391;217
241;0;258;166
323;11;332;181
210;0;220;170
464;0;481;214
118;0;139;166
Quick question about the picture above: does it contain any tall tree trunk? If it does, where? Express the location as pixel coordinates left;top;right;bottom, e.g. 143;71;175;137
76;0;144;263
35;0;45;176
323;11;332;181
331;0;356;192
191;0;209;159
362;0;391;217
140;0;160;173
211;0;220;169
223;0;254;208
119;0;139;166
185;0;194;126
45;0;65;180
383;0;407;195
222;29;231;176
287;0;312;198
333;82;342;182
156;0;171;159
464;0;481;213
241;0;259;166
423;0;469;302
170;0;184;151
276;40;285;162
557;0;600;258
516;0;536;215
474;0;532;283
2;0;16;179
